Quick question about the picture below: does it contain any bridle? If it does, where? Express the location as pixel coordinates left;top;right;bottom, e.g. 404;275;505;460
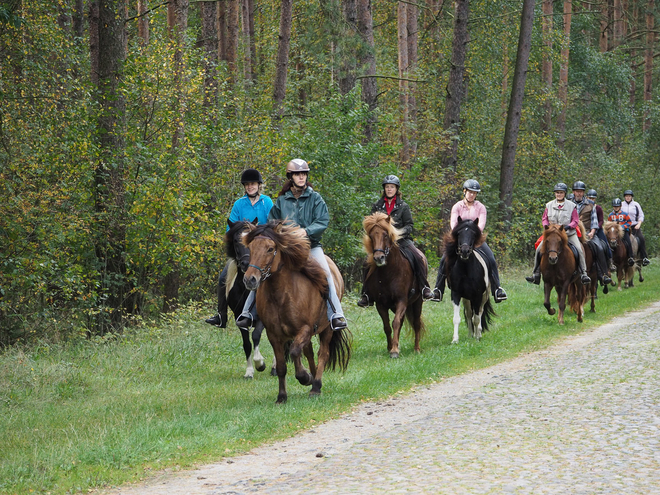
247;236;278;282
373;246;390;258
456;226;475;259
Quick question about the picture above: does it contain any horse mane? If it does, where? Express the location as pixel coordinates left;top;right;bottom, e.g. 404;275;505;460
603;221;623;240
362;212;404;266
245;220;329;296
577;221;587;245
442;219;486;256
541;224;569;253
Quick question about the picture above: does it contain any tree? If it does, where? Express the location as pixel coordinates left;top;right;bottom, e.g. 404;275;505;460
357;0;377;141
541;0;553;132
397;1;410;166
557;0;572;147
273;0;293;120
498;0;535;234
644;0;655;131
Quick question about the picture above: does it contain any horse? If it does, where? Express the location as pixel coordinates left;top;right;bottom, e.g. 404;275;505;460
443;218;495;343
603;221;644;290
242;220;351;404
539;224;587;324
225;219;272;379
362;212;425;358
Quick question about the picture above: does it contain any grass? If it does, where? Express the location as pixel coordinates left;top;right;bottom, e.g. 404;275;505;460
1;263;659;494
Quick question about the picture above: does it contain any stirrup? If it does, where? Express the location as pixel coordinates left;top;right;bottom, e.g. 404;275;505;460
357;293;370;308
235;313;253;329
642;258;650;266
331;315;348;331
525;273;540;285
494;287;507;303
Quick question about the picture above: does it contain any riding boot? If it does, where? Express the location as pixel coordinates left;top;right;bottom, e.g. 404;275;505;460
206;266;228;328
357;266;373;307
525;251;541;285
594;244;612;285
433;271;446;302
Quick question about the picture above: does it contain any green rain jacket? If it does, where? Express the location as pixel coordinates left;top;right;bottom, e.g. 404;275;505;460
268;186;329;248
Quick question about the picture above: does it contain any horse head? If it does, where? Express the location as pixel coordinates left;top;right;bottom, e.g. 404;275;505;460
363;212;402;267
453;217;481;261
542;224;567;265
226;219;255;272
603;221;622;249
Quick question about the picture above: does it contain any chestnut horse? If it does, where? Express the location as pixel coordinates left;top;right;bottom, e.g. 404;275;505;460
443;218;495;343
539;225;587;324
225;220;270;378
362;212;425;358
603;221;643;290
243;220;350;404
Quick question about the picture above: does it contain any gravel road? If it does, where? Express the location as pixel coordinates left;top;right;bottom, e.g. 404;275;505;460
106;301;660;495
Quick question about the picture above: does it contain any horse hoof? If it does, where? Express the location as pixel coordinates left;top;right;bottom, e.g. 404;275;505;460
548;308;556;316
270;368;277;377
390;352;400;359
309;390;321;398
603;285;609;294
256;363;266;373
276;396;287;404
243;373;254;379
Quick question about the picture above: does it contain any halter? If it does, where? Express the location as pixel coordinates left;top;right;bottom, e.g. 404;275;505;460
373;246;390;258
248;237;278;281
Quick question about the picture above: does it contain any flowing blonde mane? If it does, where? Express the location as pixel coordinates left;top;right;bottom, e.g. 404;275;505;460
541;223;569;252
362;212;404;266
603;221;624;240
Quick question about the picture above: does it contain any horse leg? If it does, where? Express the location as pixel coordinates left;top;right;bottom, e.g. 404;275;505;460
310;329;332;397
638;265;644;283
590;283;596;313
251;322;266;373
269;339;288;404
543;282;556;316
463;300;475;339
408;298;423;353
471;303;483;341
452;298;461;344
290;327;314;387
388;302;407;358
240;327;255;379
557;284;568;325
376;303;393;353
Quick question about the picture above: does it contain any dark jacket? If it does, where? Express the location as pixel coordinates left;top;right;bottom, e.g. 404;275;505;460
268;186;329;248
371;196;413;240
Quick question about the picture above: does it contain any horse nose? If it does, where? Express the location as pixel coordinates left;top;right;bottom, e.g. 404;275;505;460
460;244;471;257
549;254;558;264
374;253;386;266
244;274;259;290
239;259;250;273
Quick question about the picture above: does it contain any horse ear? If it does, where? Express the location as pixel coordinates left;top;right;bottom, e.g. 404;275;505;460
473;218;479;227
228;218;235;228
251;217;258;225
544;225;549;230
559;225;564;231
457;215;463;223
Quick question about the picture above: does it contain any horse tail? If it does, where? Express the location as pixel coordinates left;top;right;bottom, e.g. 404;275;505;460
481;299;495;332
327;328;352;372
404;305;426;340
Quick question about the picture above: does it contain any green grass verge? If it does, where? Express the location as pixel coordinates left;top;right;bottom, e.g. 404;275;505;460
1;263;659;494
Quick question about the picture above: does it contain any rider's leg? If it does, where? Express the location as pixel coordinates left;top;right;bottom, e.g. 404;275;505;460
525;243;542;284
310;246;347;331
206;263;229;327
433;255;447;300
596;229;615;271
633;228;650;265
477;242;507;302
623;231;635;265
235;290;258;329
357;265;372;307
592;239;612;285
568;235;591;285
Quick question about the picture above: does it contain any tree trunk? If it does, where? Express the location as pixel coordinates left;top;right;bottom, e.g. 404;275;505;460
557;0;572;148
357;0;377;142
407;2;419;160
73;0;85;38
541;0;553;132
397;1;410;167
498;0;535;234
440;0;469;225
273;0;293;121
137;0;149;45
241;0;254;85
644;0;655;131
613;0;623;45
600;0;610;52
339;0;357;95
89;1;99;85
217;0;227;62
92;0;128;331
226;0;239;86
200;1;218;105
248;0;257;79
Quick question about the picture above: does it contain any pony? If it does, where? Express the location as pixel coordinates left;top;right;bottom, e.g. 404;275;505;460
362;212;425;358
443;218;495;343
538;224;587;324
603;221;644;290
225;219;271;379
242;220;351;404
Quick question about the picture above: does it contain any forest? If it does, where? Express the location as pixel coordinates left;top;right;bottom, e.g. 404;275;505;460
1;0;659;342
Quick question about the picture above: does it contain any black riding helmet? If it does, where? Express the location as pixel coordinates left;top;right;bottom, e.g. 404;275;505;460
463;179;481;192
572;180;586;191
612;198;622;207
587;189;597;198
554;182;568;193
623;189;634;197
241;168;263;184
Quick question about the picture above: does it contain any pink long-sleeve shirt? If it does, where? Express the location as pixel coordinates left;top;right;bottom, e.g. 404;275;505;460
450;199;487;230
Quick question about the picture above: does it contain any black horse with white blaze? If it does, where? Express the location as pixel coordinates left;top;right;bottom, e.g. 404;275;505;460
443;218;495;343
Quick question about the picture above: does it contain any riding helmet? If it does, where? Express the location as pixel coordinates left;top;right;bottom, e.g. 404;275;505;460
623;189;634;197
553;182;568;193
572;181;586;191
240;168;263;184
587;189;597;198
463;179;481;192
612;197;622;207
382;175;401;188
286;158;310;174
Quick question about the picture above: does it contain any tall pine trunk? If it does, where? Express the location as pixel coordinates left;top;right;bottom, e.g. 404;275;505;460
644;0;655;131
557;0;571;148
357;0;377;142
397;1;410;166
273;0;293;121
541;0;553;132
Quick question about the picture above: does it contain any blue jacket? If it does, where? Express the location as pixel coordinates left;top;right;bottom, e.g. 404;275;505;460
227;194;274;231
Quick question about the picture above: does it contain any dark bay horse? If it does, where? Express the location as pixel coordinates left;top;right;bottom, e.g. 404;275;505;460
243;220;350;404
362;212;425;358
225;220;270;379
539;224;587;324
603;221;643;290
443;218;495;343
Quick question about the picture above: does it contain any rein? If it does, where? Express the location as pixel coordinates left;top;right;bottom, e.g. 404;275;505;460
248;236;278;281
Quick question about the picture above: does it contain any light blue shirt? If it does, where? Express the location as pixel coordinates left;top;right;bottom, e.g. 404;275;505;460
226;194;273;231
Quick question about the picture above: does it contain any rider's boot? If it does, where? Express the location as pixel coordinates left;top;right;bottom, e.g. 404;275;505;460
357;292;371;308
525;251;541;285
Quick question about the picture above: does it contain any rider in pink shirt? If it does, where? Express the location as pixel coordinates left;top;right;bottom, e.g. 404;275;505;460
433;179;507;303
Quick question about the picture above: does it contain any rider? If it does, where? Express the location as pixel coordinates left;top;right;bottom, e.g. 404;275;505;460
236;159;348;331
205;168;273;328
621;190;651;266
587;189;615;272
608;198;635;266
526;183;591;285
431;179;508;303
357;175;435;307
572;181;612;286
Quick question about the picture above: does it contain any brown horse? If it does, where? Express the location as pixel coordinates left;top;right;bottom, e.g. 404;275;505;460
362;212;425;358
243;220;350;404
603;221;644;290
539;224;587;324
